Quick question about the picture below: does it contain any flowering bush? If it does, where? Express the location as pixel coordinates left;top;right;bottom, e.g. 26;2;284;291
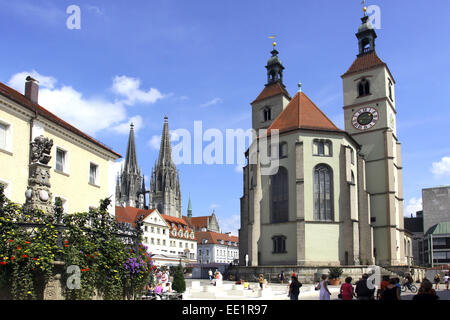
0;186;154;300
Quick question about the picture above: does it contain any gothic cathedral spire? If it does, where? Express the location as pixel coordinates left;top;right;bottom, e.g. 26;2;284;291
116;123;146;208
149;117;182;218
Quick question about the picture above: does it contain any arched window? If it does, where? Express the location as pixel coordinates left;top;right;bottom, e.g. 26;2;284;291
314;164;334;221
358;79;370;97
270;167;289;223
388;78;393;101
272;235;287;253
313;139;332;157
158;174;162;191
263;107;271;122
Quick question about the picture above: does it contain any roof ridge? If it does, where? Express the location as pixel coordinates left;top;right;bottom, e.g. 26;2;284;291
300;92;341;130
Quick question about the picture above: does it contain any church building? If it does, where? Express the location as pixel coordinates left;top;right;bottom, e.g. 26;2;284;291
239;13;407;267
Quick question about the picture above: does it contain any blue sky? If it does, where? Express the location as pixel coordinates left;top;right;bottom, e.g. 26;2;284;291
1;0;450;234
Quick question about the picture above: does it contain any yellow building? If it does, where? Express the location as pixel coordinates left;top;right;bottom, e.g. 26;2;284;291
0;78;121;214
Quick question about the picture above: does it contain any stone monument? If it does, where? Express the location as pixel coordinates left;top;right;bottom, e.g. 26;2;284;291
24;135;54;214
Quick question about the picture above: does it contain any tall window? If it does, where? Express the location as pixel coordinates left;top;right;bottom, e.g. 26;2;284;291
263;107;271;122
388;78;393;101
313;140;332;157
314;164;334;221
0;123;7;150
56;148;66;172
89;163;98;185
279;142;288;158
358;79;370;97
271;167;289;223
272;235;286;253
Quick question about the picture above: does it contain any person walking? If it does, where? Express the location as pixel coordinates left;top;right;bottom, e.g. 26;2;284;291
316;274;331;300
208;269;213;281
413;278;439;301
339;277;355;300
279;271;285;285
355;274;375;300
258;274;265;290
380;278;401;301
444;273;449;290
434;274;441;290
376;275;390;300
288;276;302;300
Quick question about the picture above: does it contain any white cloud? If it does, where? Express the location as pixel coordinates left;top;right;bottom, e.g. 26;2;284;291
405;197;422;217
112;75;164;106
218;214;240;236
8;71;164;137
431;157;450;177
200;97;223;108
210;203;220;210
8;70;57;91
112;115;144;134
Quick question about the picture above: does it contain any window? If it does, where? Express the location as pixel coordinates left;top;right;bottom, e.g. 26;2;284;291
358;79;370;97
314;164;334;221
388;78;393;101
89;163;98;185
179;242;182;248
270;167;289;223
157;239;160;245
279;142;288;158
56;148;67;172
272;235;287;253
162;229;166;235
263;107;271;122
313;140;332;157
350;148;355;165
151;238;154;244
163;240;166;246
151;226;154;233
145;226;148;232
0;123;8;151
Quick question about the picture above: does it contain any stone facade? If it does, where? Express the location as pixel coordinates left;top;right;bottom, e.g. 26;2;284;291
423;186;450;234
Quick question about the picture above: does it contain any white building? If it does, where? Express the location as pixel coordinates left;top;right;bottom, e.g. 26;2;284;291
196;231;239;265
115;206;197;267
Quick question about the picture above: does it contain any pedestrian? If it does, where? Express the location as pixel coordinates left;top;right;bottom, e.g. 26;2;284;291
380;278;401;301
339;277;355;300
433;274;441;290
288;276;302;300
376;275;390;300
444;273;449;290
259;274;265;290
292;271;296;278
413;278;439;301
394;277;401;296
355;274;375;300
208;269;213;281
316;274;331;300
279;271;285;284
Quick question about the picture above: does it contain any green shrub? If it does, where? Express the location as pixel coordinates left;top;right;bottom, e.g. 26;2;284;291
171;262;186;293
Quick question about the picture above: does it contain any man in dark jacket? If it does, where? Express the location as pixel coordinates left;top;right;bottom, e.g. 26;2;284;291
355;274;375;300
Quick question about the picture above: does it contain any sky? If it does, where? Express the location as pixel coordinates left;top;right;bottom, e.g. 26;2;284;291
1;0;450;235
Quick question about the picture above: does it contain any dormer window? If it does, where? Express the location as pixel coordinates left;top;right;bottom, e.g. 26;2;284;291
358;79;370;97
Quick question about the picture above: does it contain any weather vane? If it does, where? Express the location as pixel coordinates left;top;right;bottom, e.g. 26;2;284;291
269;35;277;49
361;0;368;16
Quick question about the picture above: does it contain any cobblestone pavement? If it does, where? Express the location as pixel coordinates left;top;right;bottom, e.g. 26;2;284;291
185;279;450;300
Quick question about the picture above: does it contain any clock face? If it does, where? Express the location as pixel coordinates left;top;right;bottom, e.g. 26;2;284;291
352;107;379;130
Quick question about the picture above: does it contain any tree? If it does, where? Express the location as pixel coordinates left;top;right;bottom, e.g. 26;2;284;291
171;261;186;293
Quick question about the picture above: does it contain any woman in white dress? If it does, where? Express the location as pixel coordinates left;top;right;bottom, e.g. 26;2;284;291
317;274;331;300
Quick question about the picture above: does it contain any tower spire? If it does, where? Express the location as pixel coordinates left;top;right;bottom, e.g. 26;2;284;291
356;9;377;56
124;122;138;173
158;116;174;166
187;194;192;218
265;42;285;87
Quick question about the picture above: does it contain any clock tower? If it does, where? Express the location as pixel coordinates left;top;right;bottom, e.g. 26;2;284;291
342;15;406;266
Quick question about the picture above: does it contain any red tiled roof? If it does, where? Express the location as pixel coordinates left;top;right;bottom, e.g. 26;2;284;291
267;91;342;135
252;82;291;104
195;231;239;246
341;51;386;78
184;216;209;229
0;81;121;158
115;206;155;227
161;214;196;240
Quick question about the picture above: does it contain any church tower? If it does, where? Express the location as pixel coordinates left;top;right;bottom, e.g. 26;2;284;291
251;44;291;132
115;123;146;208
149;117;182;218
342;13;406;266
